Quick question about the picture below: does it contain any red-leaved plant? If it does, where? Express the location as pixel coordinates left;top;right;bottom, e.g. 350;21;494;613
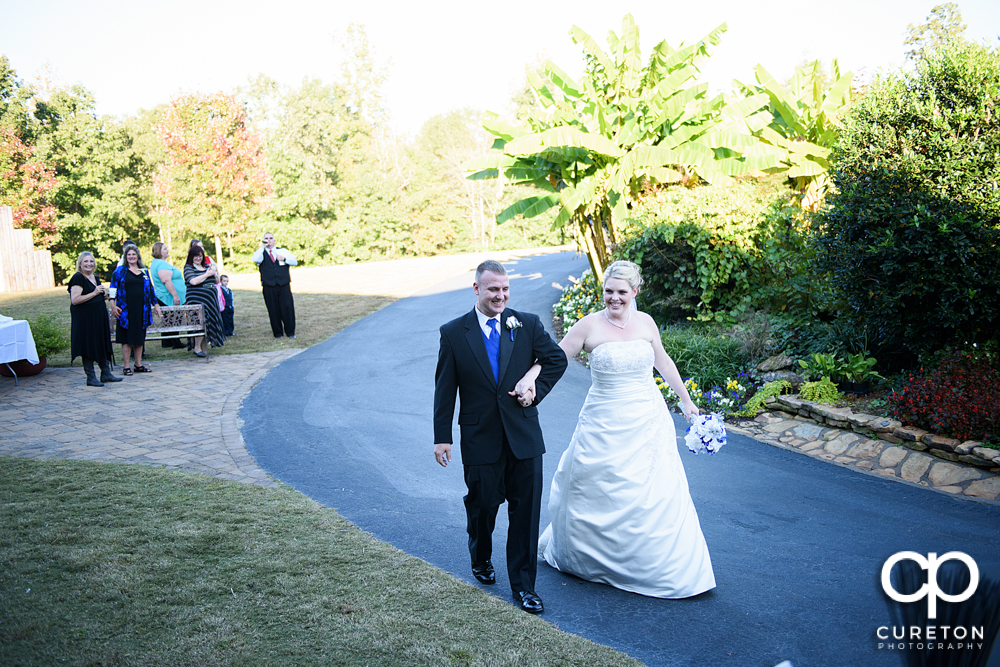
888;352;1000;444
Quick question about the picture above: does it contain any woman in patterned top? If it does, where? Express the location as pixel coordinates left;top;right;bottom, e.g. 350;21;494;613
110;243;160;376
183;244;225;357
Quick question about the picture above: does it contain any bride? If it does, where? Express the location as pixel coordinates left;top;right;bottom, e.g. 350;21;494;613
515;260;715;598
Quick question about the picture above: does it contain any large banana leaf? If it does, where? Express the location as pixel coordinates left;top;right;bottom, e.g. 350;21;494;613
505;126;626;159
646;166;685;183
496;194;560;224
787;159;829;178
821;73;854;114
544;61;581;99
526;69;556;106
720;92;770;123
655;23;727;72
615;15;643;105
569;25;614;74
785;140;831;160
481;114;528;142
558;176;599;214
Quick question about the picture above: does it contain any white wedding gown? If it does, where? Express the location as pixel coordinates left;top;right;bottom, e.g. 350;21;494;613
539;339;716;598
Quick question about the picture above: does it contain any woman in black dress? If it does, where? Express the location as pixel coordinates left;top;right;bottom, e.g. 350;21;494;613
68;251;121;387
183;245;225;357
110;243;160;376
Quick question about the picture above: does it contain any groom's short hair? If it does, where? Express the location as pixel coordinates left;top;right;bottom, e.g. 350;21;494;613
475;260;506;282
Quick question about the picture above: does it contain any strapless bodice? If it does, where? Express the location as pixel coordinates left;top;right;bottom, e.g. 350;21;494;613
588;339;654;373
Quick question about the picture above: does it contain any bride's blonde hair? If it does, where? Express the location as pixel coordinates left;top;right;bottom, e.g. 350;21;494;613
602;260;643;291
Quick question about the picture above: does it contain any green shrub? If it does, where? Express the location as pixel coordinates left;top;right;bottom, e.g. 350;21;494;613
736;379;793;417
820;39;1000;355
23;313;70;359
798;352;847;383
619;178;835;324
659;324;749;390
800;377;842;404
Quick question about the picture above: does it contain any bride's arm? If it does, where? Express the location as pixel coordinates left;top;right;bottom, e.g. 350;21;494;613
510;315;590;402
647;315;699;420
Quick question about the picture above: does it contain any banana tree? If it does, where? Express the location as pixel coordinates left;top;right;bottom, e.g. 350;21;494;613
467;14;787;278
739;60;853;211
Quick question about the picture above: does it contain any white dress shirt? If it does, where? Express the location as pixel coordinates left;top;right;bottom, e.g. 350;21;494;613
474;305;502;339
251;245;298;266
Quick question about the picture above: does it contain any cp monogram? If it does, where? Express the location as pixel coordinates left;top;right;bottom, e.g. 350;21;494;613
881;551;979;619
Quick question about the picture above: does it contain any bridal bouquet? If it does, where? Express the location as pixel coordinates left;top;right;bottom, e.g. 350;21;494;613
684;414;727;455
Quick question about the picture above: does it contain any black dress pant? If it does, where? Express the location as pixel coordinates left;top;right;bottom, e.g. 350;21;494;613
262;283;295;337
463;434;543;594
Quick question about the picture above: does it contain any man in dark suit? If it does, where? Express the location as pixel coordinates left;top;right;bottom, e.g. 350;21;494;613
433;260;567;614
251;232;297;339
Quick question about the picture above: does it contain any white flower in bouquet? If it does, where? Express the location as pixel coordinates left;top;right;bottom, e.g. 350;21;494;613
684;414;727;455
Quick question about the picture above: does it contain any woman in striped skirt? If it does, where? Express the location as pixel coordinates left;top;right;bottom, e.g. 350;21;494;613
183;244;225;357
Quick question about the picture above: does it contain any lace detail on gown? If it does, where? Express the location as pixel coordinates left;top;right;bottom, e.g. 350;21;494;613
539;339;716;599
589;339;654;373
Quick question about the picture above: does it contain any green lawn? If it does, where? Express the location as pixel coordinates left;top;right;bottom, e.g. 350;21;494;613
0;281;645;666
0;458;642;667
0;287;396;366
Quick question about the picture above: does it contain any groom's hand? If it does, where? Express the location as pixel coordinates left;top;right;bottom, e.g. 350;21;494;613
434;443;452;467
508;379;536;406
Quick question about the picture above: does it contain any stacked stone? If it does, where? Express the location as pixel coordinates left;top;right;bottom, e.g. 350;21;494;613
730;398;1000;502
764;395;1000;470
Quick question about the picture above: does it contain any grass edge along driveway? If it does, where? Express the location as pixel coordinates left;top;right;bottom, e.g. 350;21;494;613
0;457;644;667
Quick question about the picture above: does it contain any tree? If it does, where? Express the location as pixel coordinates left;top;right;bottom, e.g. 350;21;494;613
0;55;35;138
0;55;58;245
32;85;158;277
740;60;853;211
154;93;273;271
904;3;967;62
820;39;1000;355
468;15;786;278
0;127;57;243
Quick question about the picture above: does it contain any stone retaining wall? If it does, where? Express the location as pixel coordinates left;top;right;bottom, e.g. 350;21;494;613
766;395;1000;471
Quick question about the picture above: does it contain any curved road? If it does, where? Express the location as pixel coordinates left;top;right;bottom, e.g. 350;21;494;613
242;251;1000;667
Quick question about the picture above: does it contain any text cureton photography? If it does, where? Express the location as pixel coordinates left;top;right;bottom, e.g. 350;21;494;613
877;551;990;654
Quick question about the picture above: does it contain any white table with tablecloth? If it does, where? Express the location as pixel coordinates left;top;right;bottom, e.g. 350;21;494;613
0;317;40;368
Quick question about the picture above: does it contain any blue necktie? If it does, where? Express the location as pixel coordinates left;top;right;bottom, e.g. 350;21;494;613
485;319;499;383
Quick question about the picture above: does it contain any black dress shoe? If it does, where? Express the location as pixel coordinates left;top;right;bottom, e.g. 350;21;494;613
513;590;543;614
471;560;495;585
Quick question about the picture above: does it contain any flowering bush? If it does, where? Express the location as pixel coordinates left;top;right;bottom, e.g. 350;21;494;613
657;373;753;418
888;352;1000;443
553;269;603;330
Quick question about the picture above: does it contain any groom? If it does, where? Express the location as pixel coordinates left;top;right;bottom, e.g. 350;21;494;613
433;260;567;614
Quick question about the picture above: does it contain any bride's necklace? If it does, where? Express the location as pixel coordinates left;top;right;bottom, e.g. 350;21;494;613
604;307;630;329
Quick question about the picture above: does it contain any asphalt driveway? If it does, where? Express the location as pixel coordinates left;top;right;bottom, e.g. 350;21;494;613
241;251;1000;667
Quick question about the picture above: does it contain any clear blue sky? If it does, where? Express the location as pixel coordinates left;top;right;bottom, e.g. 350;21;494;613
4;0;999;135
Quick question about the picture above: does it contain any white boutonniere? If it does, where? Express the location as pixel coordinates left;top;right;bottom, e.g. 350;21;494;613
505;315;522;341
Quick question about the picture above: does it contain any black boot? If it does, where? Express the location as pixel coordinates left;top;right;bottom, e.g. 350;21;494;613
100;361;122;383
84;358;104;387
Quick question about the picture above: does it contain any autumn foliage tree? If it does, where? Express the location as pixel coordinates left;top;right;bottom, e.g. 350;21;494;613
0;56;57;244
0;126;58;243
154;93;272;270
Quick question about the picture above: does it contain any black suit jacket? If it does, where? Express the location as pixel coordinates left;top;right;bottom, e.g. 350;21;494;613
433;307;567;466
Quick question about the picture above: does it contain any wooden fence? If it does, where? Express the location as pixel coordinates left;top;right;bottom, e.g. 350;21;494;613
0;205;56;293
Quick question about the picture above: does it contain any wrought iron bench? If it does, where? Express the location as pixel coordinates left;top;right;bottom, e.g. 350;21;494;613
144;305;207;350
107;305;207;353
